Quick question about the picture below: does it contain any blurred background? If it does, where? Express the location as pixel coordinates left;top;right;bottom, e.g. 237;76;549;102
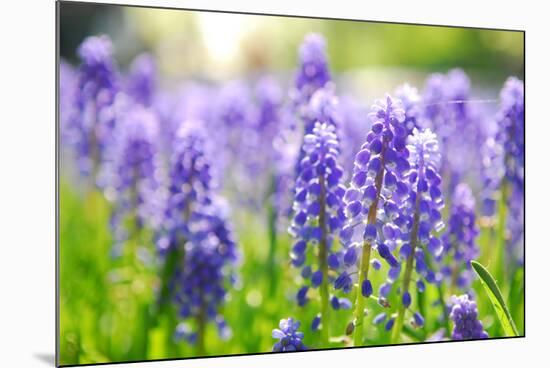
60;2;523;97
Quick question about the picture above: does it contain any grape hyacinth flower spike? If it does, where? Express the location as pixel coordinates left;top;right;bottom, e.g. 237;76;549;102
156;123;238;353
292;33;332;107
449;295;489;340
390;128;445;343
288;121;346;346
339;94;409;346
496;77;525;265
127;53;157;107
272;318;306;352
440;183;479;291
74;35;120;180
173;197;239;354
110;105;161;256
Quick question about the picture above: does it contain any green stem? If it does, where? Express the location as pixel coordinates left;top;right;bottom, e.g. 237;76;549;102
196;303;207;356
267;175;278;297
391;169;423;344
353;146;387;346
318;175;330;347
495;182;509;286
353;241;372;346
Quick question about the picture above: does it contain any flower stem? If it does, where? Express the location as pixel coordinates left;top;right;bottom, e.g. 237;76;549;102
318;174;330;347
196;303;207;356
391;172;422;344
267;174;278;297
353;240;372;346
353;146;387;346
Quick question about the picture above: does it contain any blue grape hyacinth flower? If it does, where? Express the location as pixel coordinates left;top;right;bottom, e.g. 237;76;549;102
272;318;307;352
440;183;479;289
109;105;161;255
449;294;489;340
391;128;445;343
288;121;346;345
496;77;525;265
126;53;157;107
338;94;410;346
293;33;332;105
74;35;120;179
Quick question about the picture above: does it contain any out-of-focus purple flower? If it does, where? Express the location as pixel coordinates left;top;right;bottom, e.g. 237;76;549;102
337;95;371;176
173;196;239;344
292;33;331;105
449;295;489;340
59;60;78;147
272;318;306;352
498;77;524;187
422;69;486;193
395;83;424;135
440;183;479;289
497;77;524;264
109;105;161;253
272;107;302;230
156;122;214;255
126;53;156;107
154;120;238;344
74;35;120;178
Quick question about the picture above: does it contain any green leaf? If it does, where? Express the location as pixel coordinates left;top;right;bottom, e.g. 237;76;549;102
471;261;519;336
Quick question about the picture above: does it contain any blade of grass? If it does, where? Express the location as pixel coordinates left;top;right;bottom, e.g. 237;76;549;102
471;260;518;336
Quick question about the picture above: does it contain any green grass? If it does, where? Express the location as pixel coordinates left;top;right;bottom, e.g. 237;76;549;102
59;180;524;365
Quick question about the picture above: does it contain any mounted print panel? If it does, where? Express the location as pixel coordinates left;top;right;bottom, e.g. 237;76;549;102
57;1;525;366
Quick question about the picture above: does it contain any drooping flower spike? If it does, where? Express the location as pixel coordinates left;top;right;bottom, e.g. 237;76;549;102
449;294;489;340
272;318;307;352
288;121;346;346
391;128;445;343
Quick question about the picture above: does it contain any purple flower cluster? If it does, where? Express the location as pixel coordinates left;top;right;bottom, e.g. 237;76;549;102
422;69;486;193
395;83;424;135
173;197;239;344
73;35;120;178
272;318;306;352
340;95;410;291
156;123;238;343
389;128;445;342
126;53;157;107
289;122;345;284
497;77;525;263
156;123;214;254
440;183;479;289
109;106;161;254
58;32;525;351
292;34;332;106
449;294;489;340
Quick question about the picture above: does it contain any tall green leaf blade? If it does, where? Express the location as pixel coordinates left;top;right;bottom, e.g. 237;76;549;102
471;261;519;336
